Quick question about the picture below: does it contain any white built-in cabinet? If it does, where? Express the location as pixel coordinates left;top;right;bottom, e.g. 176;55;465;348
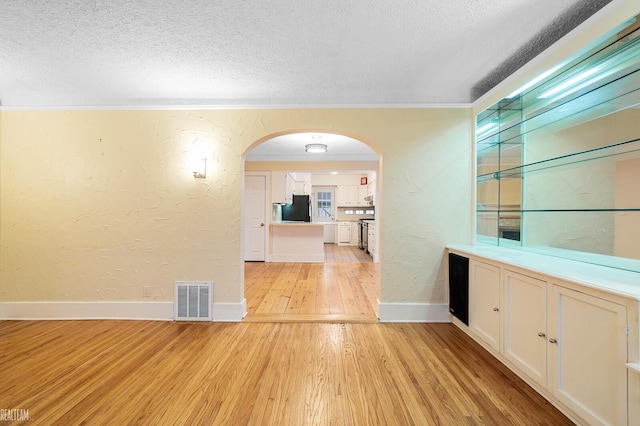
350;221;359;244
548;284;627;426
457;251;633;426
367;222;376;257
290;172;311;196
337;222;351;244
271;171;310;204
337;221;359;246
469;261;500;352
337;185;369;207
502;271;547;388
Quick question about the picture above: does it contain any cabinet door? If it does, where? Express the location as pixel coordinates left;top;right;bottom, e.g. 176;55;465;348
336;186;348;207
469;260;500;352
548;285;627;426
285;173;294;203
346;185;358;206
503;271;547;387
358;185;368;205
337;223;351;244
350;222;359;244
367;225;375;255
271;171;286;204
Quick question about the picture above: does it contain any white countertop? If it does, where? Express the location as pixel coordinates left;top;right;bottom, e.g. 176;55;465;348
271;221;324;227
447;244;640;300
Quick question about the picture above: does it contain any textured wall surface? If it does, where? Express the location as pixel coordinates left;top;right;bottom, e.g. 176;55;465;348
0;108;472;304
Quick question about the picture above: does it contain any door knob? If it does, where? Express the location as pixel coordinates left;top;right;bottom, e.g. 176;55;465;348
493;307;499;312
538;332;546;338
260;223;264;227
549;338;558;344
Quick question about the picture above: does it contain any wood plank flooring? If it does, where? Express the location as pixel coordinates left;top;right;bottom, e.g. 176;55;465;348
0;320;572;425
244;257;379;322
324;243;371;263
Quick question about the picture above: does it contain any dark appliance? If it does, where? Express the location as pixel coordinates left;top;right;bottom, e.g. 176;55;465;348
282;195;311;222
359;220;370;253
448;253;469;325
358;219;365;250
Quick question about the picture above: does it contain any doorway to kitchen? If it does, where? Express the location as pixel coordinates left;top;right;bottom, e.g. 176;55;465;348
242;131;381;322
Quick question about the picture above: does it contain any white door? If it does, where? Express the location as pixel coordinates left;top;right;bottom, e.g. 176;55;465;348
244;175;266;261
313;187;335;243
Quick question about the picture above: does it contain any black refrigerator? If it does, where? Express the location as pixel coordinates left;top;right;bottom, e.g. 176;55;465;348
282;195;311;222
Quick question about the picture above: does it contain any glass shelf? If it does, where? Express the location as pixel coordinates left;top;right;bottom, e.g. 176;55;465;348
478;138;640;182
476;27;640;147
475;17;640;274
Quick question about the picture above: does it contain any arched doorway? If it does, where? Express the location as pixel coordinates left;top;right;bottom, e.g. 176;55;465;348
241;131;382;322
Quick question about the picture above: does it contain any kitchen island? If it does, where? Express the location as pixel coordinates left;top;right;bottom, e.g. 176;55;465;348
270;222;325;263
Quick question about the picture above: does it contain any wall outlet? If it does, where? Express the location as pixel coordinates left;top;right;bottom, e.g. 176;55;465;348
143;286;150;297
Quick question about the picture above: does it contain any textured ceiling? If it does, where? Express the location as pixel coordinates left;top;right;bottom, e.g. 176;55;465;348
0;0;612;108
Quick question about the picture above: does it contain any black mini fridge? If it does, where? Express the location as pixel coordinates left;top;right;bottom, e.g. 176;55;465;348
281;195;311;222
448;253;469;325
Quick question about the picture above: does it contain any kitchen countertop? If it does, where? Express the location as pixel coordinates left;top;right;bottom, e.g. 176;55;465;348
271;221;323;226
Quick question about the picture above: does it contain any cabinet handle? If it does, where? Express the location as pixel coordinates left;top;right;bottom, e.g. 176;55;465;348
492;307;499;312
549;338;557;344
538;332;546;338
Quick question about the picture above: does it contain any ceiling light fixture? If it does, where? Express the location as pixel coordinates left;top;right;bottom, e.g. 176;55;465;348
305;143;327;153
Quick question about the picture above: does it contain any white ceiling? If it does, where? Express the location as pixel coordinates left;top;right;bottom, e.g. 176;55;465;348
0;0;612;108
245;132;377;162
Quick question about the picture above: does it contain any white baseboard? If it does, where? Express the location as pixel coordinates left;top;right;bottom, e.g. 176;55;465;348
377;301;450;323
212;299;247;322
270;254;325;263
0;300;248;322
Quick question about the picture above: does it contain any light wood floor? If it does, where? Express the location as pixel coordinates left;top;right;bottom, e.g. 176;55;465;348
244;255;379;322
0;320;572;425
324;243;371;263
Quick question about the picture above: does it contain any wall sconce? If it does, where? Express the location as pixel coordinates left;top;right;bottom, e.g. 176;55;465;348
193;158;206;178
190;139;209;178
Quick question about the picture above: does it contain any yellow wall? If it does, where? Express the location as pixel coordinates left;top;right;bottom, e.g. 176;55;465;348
0;108;472;305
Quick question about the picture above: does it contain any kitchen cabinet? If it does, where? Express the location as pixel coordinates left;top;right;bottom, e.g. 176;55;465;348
502;270;547;387
448;246;635;426
271;171;293;204
337;221;359;246
285;173;295;201
337;185;368;207
272;172;309;204
337;222;352;244
290;172;311;195
469;260;500;352
350;222;359;244
358;185;368;203
337;185;356;206
367;222;376;257
367;181;376;205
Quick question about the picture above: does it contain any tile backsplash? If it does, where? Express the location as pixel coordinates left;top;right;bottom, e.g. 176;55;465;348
336;207;375;221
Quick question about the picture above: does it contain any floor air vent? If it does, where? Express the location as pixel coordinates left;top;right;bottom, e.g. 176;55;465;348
174;281;213;321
